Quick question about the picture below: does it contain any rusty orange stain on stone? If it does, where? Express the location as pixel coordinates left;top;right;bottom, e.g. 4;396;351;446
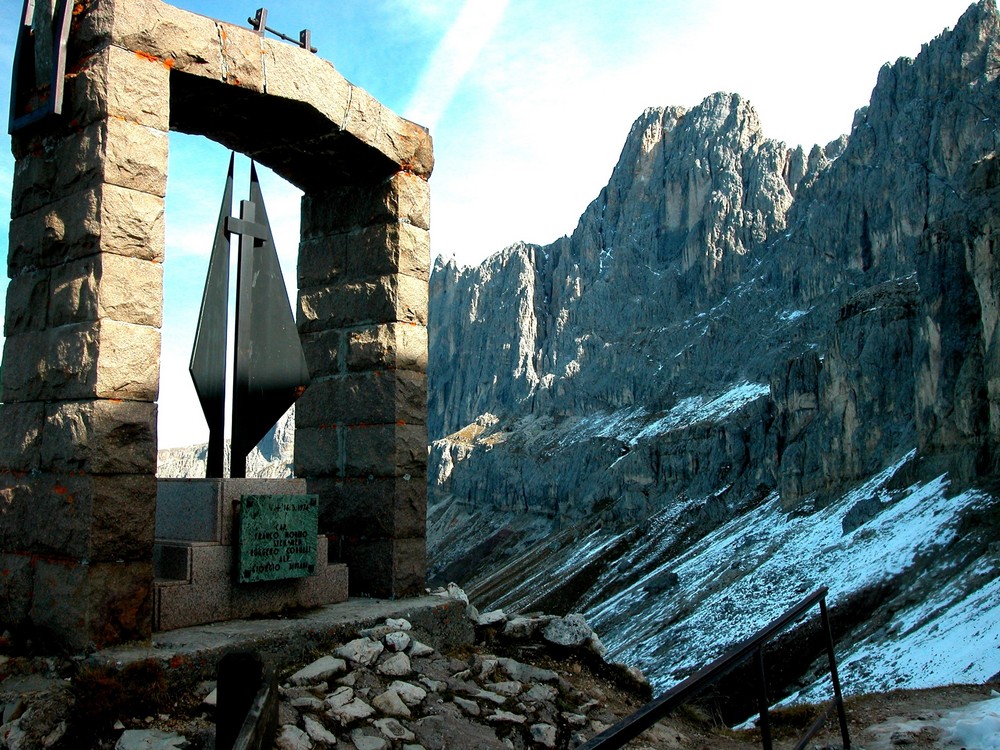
134;50;175;70
53;484;69;495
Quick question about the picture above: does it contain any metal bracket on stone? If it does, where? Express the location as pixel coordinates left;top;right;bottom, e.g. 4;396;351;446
248;8;317;53
9;0;74;133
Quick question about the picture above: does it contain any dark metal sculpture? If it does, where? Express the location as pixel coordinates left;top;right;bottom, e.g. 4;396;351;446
190;156;310;478
9;0;75;133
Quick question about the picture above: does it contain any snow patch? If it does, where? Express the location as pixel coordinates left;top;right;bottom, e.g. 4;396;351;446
778;308;810;322
943;695;1000;750
556;381;770;448
587;451;999;699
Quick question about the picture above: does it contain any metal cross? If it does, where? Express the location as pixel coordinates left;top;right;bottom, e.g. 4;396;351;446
190;156;311;479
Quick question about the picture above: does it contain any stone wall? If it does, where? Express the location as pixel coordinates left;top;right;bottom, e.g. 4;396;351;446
295;174;430;598
0;0;431;649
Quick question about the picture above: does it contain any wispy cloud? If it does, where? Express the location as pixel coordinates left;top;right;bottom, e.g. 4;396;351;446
405;0;511;130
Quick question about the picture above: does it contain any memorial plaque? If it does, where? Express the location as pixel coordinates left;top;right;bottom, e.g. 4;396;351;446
237;494;318;583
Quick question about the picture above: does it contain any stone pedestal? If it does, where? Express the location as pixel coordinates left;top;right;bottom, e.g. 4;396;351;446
153;479;348;631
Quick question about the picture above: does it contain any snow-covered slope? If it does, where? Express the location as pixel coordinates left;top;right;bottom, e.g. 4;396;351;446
427;0;1000;706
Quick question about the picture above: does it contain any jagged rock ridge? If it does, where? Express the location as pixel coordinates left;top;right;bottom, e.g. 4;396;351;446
428;1;1000;700
156;408;295;479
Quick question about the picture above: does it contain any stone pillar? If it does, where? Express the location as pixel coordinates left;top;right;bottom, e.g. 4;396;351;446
296;172;430;597
0;45;169;649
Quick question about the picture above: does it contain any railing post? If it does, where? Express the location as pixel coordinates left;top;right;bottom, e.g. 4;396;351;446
575;587;846;750
819;596;851;749
755;646;773;750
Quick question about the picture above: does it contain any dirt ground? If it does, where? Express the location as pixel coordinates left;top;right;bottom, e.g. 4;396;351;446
553;649;999;750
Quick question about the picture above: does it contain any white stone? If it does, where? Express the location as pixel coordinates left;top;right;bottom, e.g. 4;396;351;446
530;723;558;748
453;697;480;716
290;656;348;686
497;658;559;683
325;687;354;710
375;653;413;677
303;715;338;745
335;638;384;666
476;609;506;626
377;652;411;677
384;631;411;652
325;687;375;726
275;724;313;750
385;617;411;630
388;681;426;707
587;631;608;657
472;689;506;705
349;731;387;750
445;582;469;604
489;681;522;697
202;688;217;708
372;689;411;718
408;640;435;658
3;722;27;750
290;695;324;711
562;712;587;727
487;710;527;724
503;615;553;640
543;613;597;648
419;677;446;693
115;730;189;750
478;658;499;679
627;665;650;687
359;624;397;640
524;684;558;703
374;717;415;741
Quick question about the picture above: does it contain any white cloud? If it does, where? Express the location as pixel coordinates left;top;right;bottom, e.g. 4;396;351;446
406;0;511;130
415;0;979;266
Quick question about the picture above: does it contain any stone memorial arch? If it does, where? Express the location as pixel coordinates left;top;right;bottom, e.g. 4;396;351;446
0;0;431;649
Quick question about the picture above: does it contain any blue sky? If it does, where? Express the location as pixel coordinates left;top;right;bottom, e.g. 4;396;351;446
0;0;981;448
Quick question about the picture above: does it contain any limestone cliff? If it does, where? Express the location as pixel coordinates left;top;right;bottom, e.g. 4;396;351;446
428;1;1000;699
156;408;295;479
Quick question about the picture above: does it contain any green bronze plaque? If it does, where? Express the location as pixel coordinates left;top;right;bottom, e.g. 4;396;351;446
238;494;318;583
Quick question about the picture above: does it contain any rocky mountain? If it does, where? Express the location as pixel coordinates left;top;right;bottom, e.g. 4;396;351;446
156;408;295;479
427;0;1000;704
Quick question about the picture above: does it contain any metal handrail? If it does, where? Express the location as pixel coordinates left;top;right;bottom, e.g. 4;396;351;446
578;586;851;750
